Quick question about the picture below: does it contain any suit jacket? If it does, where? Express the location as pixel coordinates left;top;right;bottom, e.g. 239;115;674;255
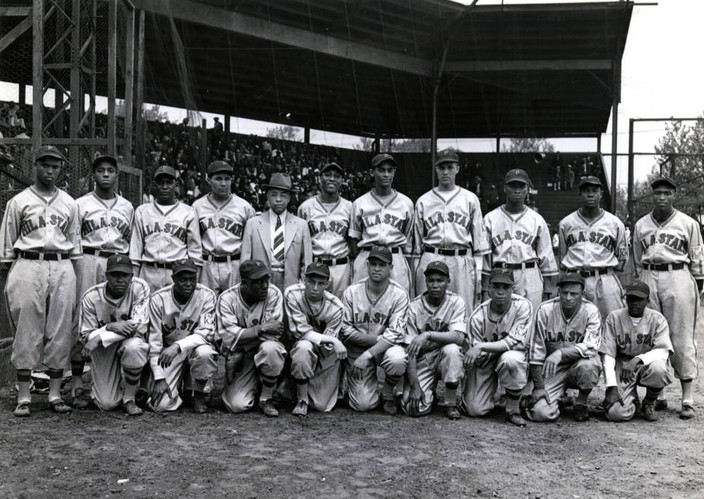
241;209;313;290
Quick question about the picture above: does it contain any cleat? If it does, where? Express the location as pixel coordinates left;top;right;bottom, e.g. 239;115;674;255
573;403;590;422
123;400;143;416
506;411;527;427
382;398;398;416
679;403;696;420
13;402;30;417
192;392;208;414
654;399;668;411
640;403;658;422
292;400;309;417
49;399;73;414
259;399;279;417
445;405;461;420
72;387;90;409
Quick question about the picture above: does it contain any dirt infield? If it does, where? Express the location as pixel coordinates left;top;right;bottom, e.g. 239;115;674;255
1;317;703;499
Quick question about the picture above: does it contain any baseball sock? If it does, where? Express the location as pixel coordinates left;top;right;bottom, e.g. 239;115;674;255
381;376;400;401
445;382;459;406
681;379;693;404
260;375;277;401
295;379;309;403
123;368;142;402
47;369;63;402
575;389;591;405
505;389;521;414
644;388;661;405
71;362;84;392
16;370;32;404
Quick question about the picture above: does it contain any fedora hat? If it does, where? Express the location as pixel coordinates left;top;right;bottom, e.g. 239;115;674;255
263;172;297;192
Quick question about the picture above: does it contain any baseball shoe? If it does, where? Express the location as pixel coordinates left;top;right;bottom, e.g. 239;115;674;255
123;400;143;417
680;403;696;420
382;398;398;416
505;411;527;427
13;402;30;417
259;399;279;418
135;387;149;408
72;387;90;409
655;399;668;411
445;405;461;420
192;392;208;414
572;403;590;422
640;403;658;422
49;399;73;414
292;400;309;417
558;393;574;412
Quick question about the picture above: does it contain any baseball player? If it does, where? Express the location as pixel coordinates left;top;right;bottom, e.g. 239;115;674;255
79;254;150;416
634;176;703;419
523;272;602;423
298;162;353;299
413;150;490;313
193;160;255;294
0;145;81;417
600;280;674;422
285;262;347;416
558;176;628;319
482;169;558;311
71;154;134;408
341;246;409;414
130;165;202;293
349;153;415;292
148;259;218;413
402;261;465;419
462;268;533;427
217;259;287;417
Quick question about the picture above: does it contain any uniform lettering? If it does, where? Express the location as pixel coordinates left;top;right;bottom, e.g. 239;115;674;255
199;216;244;238
545;329;581;343
639;232;688;254
81;215;130;239
308;219;348;237
362;213;407;232
492;229;536;249
424;211;468;230
565;230;616;252
144;221;188;242
20;215;69;237
353;311;389;325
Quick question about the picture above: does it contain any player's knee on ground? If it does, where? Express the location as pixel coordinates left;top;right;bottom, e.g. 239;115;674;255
439;343;464;384
496;350;528;391
290;340;316;380
189;344;219;381
526;398;560;422
638;359;674;390
567;356;601;390
254;340;286;378
348;383;379;413
120;337;149;370
463;395;494;418
380;345;407;378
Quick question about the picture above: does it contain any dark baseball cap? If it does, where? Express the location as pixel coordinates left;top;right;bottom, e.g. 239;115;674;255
106;254;133;274
578;176;602;188
35;145;64;162
489;268;514;285
434;150;459;167
305;262;330;279
504;169;531;185
320;162;344;174
557;272;585;287
207;160;233;176
240;260;271;280
172;259;198;275
371;153;396;169
153;165;178;180
650;176;677;190
424;261;450;277
624;280;650;299
92;154;118;170
367;246;392;264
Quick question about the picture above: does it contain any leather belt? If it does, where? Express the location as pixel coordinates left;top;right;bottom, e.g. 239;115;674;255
315;256;350;266
494;261;536;270
423;246;468;256
203;253;241;263
17;251;70;261
359;246;402;254
144;261;173;269
84;248;126;258
565;268;610;277
643;262;685;272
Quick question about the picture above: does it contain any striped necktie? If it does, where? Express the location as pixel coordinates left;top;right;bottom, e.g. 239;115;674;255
273;215;284;262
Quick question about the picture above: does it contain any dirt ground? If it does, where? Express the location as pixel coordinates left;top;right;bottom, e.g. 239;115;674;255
1;317;703;499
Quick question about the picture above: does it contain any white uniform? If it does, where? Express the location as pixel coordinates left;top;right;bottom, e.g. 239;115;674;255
350;190;414;292
285;283;344;412
148;284;218;412
193;193;255;294
414;187;490;312
298;195;353;299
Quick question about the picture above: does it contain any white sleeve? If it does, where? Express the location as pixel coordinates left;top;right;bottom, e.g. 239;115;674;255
637;348;669;366
603;354;618;387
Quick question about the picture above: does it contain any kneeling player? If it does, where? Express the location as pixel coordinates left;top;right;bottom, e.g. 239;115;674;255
523;272;602;422
601;281;674;422
285;262;347;416
80;255;150;415
402;261;466;419
148;259;218;413
462;269;532;426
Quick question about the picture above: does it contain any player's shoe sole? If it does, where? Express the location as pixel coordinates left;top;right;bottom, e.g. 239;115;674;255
49;399;72;414
680;404;696;420
13;402;30;417
292;401;309;417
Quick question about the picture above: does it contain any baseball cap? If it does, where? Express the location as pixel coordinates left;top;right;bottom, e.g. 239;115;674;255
34;145;64;162
370;153;396;169
92;154;118;170
305;262;330;279
650;176;677;190
207;160;233;176
105;254;133;274
153;165;178;180
172;259;198;275
240;260;271;280
320;162;344;174
367;246;392;264
424;261;450;277
624;280;650;299
488;268;514;285
504;169;531;185
557;272;585;287
578;176;602;188
434;150;459;167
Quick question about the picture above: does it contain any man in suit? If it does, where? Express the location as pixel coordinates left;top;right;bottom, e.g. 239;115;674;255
241;173;312;292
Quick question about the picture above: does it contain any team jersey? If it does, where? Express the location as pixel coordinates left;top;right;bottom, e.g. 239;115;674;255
284;283;344;342
148;283;217;379
341;278;409;346
529;298;602;364
406;291;467;343
558;209;628;270
600;307;673;359
297;195;352;258
217;283;284;352
468;294;533;351
413;187;489;254
192;193;254;256
0;186;81;262
76;192;133;253
349;190;414;252
483;206;557;275
79;277;150;342
633;209;704;279
130;201;202;266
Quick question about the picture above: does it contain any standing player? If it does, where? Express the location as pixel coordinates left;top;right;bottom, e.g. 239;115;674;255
148;259;218;413
193;160;255;294
285;262;347;416
462;269;533;427
402;261;466;419
71;154;134;408
79;254;150;416
341;246;409;414
130;165;202;292
558;176;628;319
482;169;558;311
349;154;414;292
634;177;703;419
217;260;287;416
298;162;353;299
0;145;81;416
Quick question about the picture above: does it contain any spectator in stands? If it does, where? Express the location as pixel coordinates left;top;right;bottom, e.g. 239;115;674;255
565;165;575;191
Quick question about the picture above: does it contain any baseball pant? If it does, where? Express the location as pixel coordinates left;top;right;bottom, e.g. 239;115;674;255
583;271;624;320
290;339;341;412
345;345;407;412
509;267;544;313
401;344;464;416
200;260;241;295
461;350;528;417
139;265;174;293
71;253;111;364
221;340;287;413
524;355;602;422
640;268;699;379
606;359;674;422
89;336;149;411
353;252;412;295
326;262;351;300
269;269;286;294
149;344;218;412
415;252;476;313
6;259;76;370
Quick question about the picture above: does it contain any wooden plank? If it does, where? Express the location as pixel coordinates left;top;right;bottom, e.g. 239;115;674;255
134;10;145;174
32;0;43;150
0;7;32;16
107;0;117;156
124;7;135;159
0;15;32;54
69;0;80;188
